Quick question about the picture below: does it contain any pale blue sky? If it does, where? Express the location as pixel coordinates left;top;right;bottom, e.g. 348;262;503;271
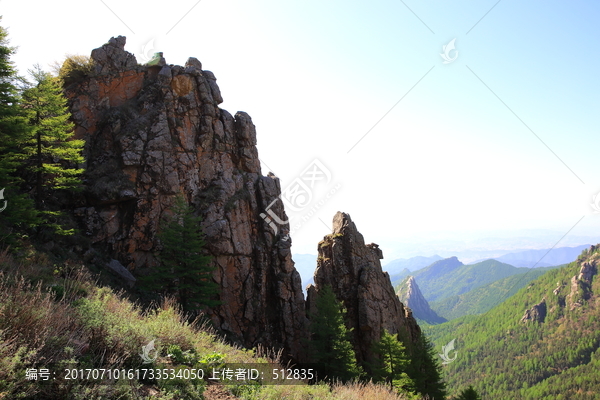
3;0;599;257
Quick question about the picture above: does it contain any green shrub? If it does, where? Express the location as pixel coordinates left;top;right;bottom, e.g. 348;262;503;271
199;351;226;369
54;54;94;87
167;344;199;366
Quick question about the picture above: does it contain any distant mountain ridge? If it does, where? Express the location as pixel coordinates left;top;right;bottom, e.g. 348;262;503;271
429;266;559;320
391;256;464;295
394;257;537;303
470;244;591;267
383;255;444;274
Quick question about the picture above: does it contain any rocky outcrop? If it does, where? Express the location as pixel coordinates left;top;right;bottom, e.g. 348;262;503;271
90;36;138;75
397;276;447;325
567;255;597;310
306;212;421;365
66;36;307;361
520;298;547;323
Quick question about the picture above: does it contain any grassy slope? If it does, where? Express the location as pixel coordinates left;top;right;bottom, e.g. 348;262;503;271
429;266;559;320
0;247;420;400
423;247;600;400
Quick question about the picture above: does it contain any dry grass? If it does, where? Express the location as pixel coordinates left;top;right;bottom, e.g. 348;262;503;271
0;253;90;398
226;380;425;400
331;381;421;400
0;248;428;400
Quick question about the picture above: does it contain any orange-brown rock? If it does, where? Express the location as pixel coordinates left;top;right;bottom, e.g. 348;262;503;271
306;212;421;365
67;36;307;361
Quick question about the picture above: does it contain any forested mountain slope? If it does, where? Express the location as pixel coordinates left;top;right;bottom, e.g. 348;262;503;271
424;246;600;399
429;266;558;320
397;257;531;303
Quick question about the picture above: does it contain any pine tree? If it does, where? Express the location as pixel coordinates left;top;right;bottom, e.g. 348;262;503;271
408;334;447;400
142;195;219;312
21;65;84;204
455;385;481;400
308;285;361;382
371;329;416;395
0;21;41;242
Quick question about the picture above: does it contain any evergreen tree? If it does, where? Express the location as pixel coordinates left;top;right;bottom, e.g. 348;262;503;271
21;65;84;205
408;334;447;400
0;21;41;242
455;385;481;400
308;285;361;382
142;195;219;311
371;329;416;395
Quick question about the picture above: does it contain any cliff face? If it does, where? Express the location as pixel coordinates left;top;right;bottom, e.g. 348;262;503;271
67;36;307;361
307;212;421;365
397;276;447;325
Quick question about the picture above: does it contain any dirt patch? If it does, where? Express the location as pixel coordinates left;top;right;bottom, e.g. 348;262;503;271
204;381;240;400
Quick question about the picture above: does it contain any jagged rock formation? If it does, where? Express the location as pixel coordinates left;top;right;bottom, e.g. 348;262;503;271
567;249;598;310
520;298;547;323
541;246;598;315
90;36;137;75
306;212;421;365
397;276;447;324
66;36;307;361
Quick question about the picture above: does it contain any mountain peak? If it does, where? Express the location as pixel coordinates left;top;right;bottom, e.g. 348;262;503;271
397;276;446;325
307;212;421;365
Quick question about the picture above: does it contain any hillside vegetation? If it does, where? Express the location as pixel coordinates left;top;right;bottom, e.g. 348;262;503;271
0;248;420;400
424;246;600;399
400;258;538;303
429;266;558;320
